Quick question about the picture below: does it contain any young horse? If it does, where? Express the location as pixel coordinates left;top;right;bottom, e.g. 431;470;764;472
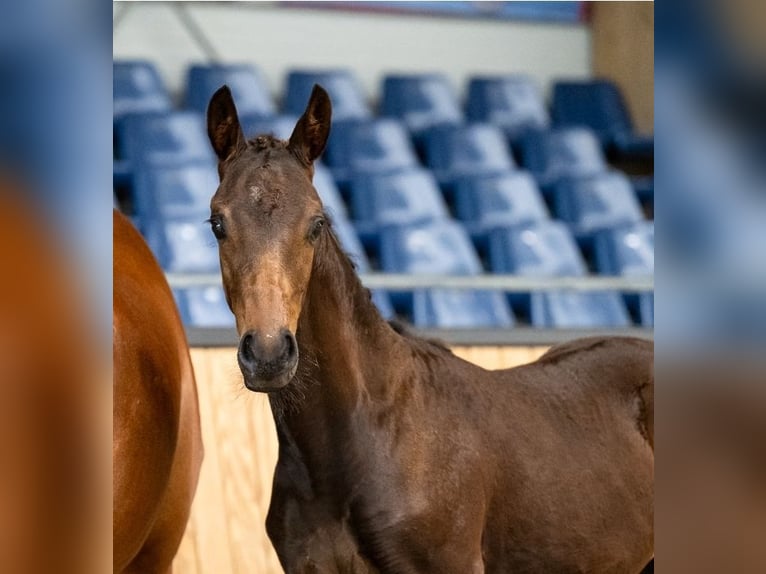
113;210;203;574
207;84;654;573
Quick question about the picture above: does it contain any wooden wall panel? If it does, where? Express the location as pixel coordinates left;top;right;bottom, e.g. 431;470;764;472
176;345;548;573
591;2;654;134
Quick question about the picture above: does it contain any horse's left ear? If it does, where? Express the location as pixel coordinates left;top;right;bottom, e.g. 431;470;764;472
288;84;332;165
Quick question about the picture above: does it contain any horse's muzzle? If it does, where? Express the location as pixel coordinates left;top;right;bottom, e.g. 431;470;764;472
237;328;299;391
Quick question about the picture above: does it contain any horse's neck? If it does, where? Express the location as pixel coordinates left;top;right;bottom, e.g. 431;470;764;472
270;230;403;473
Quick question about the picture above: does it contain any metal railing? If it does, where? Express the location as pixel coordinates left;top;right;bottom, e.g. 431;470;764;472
166;272;654;292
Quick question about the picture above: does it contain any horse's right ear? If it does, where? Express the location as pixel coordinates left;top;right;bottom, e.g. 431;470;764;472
207;85;247;165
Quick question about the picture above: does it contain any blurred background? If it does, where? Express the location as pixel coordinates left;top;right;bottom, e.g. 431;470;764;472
113;1;654;343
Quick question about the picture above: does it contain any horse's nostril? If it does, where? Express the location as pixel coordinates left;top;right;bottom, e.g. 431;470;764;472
238;332;257;368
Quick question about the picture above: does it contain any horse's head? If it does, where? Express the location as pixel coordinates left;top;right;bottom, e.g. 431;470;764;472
207;84;332;392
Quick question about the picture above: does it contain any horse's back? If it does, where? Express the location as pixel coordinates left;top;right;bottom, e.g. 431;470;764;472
113;210;202;573
480;337;654;573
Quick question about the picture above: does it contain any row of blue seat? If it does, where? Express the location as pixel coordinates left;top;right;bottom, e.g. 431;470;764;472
114;61;651;158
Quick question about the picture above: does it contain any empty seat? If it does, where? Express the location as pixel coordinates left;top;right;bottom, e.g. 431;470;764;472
324;119;419;185
174;286;234;328
185;63;275;117
529;291;631;328
117;111;214;166
552;171;644;240
466;75;549;141
488;221;586;276
113;60;171;121
412;289;514;328
284;69;370;121
142;218;220;273
314;163;347;220
638;293;654;327
380;221;483;275
132;161;218;221
454;172;549;237
551;79;652;157
593;221;654;276
380;74;463;139
518;127;607;190
240;114;298;141
423;124;515;186
349;169;449;240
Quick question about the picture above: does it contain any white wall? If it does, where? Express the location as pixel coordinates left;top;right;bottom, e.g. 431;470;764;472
113;2;591;105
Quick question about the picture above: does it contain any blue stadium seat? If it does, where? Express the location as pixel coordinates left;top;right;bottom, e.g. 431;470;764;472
284;69;370;121
552;171;644;241
529;291;632;328
117;111;214;166
174;286;235;328
380;74;463;140
186;63;274;117
412;289;515;328
372;290;396;320
380;221;483;275
593;221;654;276
551;80;653;157
142;218;220;273
423;124;515;187
324;119;419;185
518;127;607;191
132;161;218;221
349;169;449;242
593;221;654;328
466;75;549;141
113;60;171;121
488;221;586;276
454;172;550;239
240;114;299;141
314;163;347;220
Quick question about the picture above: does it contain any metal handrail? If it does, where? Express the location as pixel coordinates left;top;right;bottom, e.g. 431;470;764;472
166;272;654;292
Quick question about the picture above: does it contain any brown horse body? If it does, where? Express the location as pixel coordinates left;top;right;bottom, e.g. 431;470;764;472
206;85;653;573
113;210;203;573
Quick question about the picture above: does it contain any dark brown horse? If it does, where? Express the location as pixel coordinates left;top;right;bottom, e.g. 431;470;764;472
113;210;203;573
206;84;653;573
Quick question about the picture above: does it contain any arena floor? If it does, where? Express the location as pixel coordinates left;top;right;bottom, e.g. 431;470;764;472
174;346;549;573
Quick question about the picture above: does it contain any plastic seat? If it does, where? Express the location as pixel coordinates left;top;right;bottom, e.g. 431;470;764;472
349;169;449;241
117;111;214;166
324;119;419;185
314;164;347;220
412;289;514;328
454;172;549;238
380;221;484;276
552;171;644;240
284;69;370;121
142;218;220;273
185;63;275;117
466;75;549;141
132;161;218;221
529;291;632;328
174;286;234;328
488;221;586;276
551;79;652;157
518;127;607;190
380;74;463;139
240;114;299;141
423;124;515;187
113;60;171;121
593;221;654;328
593;221;654;276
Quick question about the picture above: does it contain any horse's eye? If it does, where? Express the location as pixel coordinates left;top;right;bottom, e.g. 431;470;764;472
209;217;226;240
308;217;325;243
